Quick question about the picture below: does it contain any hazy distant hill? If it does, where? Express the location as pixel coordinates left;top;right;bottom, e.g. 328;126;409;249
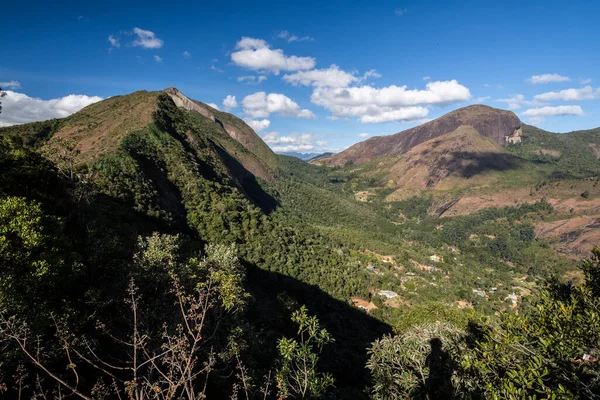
278;151;323;160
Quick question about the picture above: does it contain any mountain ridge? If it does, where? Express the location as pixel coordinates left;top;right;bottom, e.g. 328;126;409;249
319;104;522;167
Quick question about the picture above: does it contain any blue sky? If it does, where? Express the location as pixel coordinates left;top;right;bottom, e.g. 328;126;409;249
2;0;600;153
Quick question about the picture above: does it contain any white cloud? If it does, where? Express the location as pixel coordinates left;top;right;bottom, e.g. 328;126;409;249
108;35;120;48
283;65;381;88
277;31;290;40
474;96;491;103
0;91;103;127
0;81;20;89
132;27;163;49
223;95;238;110
277;30;314;43
361;69;382;81
283;64;358;88
521;105;583;117
496;94;530;110
423;76;431;81
311;80;470;123
358;133;370;138
231;37;315;74
533;86;598;102
528;73;570;84
182;51;191;59
237;75;268;85
262;131;327;153
244;118;271;132
581;78;592;84
207;103;220;110
211;64;224;73
242;92;315;119
153;55;163;63
360;107;430;123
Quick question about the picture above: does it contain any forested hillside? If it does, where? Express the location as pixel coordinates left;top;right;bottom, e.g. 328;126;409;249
1;88;599;398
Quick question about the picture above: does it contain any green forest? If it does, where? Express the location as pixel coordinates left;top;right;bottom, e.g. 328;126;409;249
1;90;599;399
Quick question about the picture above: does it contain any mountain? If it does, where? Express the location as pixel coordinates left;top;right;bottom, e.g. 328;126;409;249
277;151;323;160
318;105;522;167
308;152;334;161
308;104;600;258
0;87;595;398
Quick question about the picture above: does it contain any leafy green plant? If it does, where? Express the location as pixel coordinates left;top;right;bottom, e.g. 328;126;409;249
276;306;335;399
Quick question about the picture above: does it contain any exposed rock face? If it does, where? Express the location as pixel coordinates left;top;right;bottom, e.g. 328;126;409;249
505;127;522;144
164;87;215;122
324;105;522;166
164;87;279;180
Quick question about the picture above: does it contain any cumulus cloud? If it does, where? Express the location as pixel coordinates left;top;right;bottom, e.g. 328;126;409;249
237;75;268;85
244;118;271;132
496;94;530;110
108;35;120;48
533;86;598;102
283;64;358;88
206;103;220;110
521;105;583;117
360;107;430;123
311;80;470;123
182;51;191;59
0;81;20;89
262;132;327;153
231;37;315;74
423;76;431;81
528;73;570;84
242;92;315;119
358;133;370;138
0;91;103;127
283;65;381;88
132;27;163;49
223;95;238;110
153;55;163;63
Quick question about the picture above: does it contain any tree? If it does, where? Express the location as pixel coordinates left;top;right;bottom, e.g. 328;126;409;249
367;322;466;399
0;236;251;399
276;306;335;399
462;247;600;399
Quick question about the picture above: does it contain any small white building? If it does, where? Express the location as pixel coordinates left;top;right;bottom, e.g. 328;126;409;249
505;292;518;304
378;290;399;299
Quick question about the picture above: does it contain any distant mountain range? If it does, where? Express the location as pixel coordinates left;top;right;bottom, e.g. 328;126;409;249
277;151;333;160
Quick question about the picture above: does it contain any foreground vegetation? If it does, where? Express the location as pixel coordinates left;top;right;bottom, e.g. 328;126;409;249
1;90;598;398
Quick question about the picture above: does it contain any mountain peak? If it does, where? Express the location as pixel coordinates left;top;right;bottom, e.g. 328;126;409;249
322;105;522;166
164;87;216;122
